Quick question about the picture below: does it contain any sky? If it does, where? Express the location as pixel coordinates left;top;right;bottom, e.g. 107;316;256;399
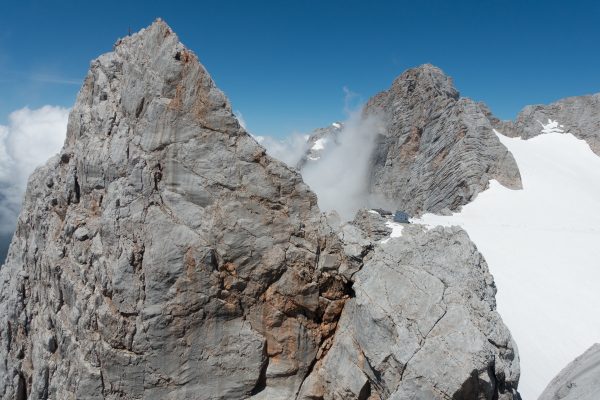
1;0;600;138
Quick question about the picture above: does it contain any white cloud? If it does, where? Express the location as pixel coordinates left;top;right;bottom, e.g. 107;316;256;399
255;87;389;220
234;110;247;130
301;110;386;220
0;106;69;235
258;133;310;167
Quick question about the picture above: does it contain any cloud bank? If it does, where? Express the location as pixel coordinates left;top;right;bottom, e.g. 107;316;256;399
250;86;388;221
0;106;69;262
301;111;386;220
256;133;311;167
254;106;387;221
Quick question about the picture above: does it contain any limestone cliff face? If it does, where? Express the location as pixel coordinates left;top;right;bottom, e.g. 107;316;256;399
299;217;521;400
363;64;522;215
0;20;353;399
0;21;520;400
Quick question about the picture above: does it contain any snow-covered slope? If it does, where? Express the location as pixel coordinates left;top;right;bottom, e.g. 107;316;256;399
416;129;600;399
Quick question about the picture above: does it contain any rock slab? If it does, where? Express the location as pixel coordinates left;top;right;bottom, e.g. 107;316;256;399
538;344;600;400
299;223;521;400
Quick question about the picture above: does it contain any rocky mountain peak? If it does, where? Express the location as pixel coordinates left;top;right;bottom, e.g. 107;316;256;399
389;63;460;101
358;64;522;215
65;18;240;152
0;20;354;399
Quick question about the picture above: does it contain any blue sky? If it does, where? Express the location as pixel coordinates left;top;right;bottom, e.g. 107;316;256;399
1;0;599;138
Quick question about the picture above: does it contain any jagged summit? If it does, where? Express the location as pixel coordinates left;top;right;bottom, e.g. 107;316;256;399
66;18;242;149
0;20;353;399
388;63;460;100
367;64;522;214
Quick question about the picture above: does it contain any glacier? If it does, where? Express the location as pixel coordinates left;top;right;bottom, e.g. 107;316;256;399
417;129;600;398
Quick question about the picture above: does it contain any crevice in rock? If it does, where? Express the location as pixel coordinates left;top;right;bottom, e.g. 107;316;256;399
250;343;268;395
153;163;162;190
357;380;372;400
452;369;494;400
135;97;145;118
72;174;81;204
16;372;27;400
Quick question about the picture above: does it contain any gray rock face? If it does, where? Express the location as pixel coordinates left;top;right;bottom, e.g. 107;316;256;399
489;94;600;156
363;64;522;215
350;209;392;242
538;344;600;400
0;20;353;400
299;225;521;400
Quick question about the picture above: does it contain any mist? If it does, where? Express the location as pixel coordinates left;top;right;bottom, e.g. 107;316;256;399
254;133;310;168
302;111;386;220
253;106;387;221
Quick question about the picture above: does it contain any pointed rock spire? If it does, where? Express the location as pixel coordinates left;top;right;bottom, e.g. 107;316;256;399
0;20;352;399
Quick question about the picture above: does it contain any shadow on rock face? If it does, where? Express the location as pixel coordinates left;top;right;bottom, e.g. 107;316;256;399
453;368;522;400
0;232;12;265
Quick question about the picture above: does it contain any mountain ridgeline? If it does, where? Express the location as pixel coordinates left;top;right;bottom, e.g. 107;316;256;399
0;19;598;400
300;65;600;218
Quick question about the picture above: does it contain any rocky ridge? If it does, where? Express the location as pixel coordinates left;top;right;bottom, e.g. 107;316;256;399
0;20;520;400
299;214;520;400
484;94;600;156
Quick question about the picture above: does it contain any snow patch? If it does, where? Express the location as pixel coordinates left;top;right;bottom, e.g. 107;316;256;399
312;138;327;151
415;130;600;398
332;122;341;128
539;118;565;135
251;134;265;144
381;221;404;244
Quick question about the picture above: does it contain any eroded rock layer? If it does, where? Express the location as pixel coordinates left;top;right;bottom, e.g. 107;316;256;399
488;94;600;156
